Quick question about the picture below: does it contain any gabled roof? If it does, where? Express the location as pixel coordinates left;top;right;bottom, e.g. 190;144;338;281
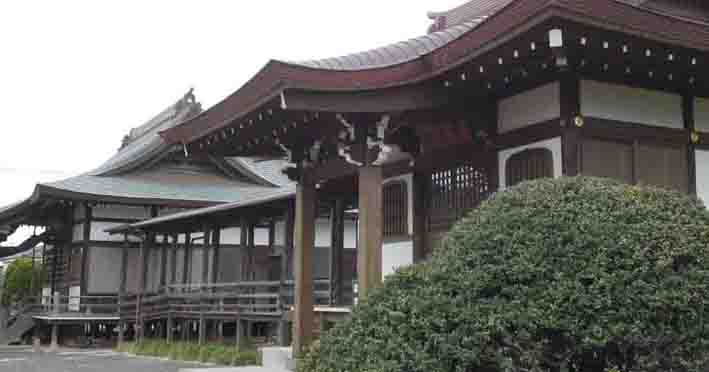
91;89;202;177
0;89;294;233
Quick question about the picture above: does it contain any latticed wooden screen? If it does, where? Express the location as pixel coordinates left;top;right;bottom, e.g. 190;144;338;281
428;164;492;231
505;148;553;187
383;181;408;237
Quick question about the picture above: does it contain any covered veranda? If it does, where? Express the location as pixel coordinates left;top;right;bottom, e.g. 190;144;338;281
106;186;359;346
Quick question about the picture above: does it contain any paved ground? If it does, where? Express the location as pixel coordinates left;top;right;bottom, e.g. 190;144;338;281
0;347;215;372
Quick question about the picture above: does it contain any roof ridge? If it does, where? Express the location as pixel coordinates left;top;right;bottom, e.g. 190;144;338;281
120;89;201;149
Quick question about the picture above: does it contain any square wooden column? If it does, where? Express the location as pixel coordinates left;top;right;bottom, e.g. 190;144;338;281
329;199;346;306
211;228;221;284
357;165;383;300
293;172;317;355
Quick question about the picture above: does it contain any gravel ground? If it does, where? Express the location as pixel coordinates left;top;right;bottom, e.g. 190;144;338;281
0;347;216;372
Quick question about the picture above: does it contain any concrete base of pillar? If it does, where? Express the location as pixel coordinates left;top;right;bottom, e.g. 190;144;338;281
50;324;59;352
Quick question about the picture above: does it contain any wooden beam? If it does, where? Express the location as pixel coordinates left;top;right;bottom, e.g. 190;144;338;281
329;199;345;306
357;165;383;299
282;83;447;113
293;172;316;355
684;94;697;195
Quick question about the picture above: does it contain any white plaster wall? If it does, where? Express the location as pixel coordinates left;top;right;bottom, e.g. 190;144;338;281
220;227;241;245
86;246;122;293
90;222;126;242
146;248;162;291
695;97;709;132
382;240;414;278
69;286;81;311
92;205;151;219
254;228;270;246
695;150;709;205
72;224;83;243
344;220;357;249
498;82;560;133
274;221;286;246
74;205;85;220
383;173;414;235
174;247;185;284
314;218;332;248
580;80;682;129
498;137;563;189
41;287;51;304
125;248;140;293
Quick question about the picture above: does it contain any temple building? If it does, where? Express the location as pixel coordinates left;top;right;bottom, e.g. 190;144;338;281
155;0;709;355
0;90;361;347
2;0;709;359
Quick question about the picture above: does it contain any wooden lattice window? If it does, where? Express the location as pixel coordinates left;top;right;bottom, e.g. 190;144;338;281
505;148;553;187
383;181;408;237
429;164;492;230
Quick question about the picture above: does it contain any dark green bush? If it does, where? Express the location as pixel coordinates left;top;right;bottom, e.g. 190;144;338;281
116;340;259;366
300;177;709;372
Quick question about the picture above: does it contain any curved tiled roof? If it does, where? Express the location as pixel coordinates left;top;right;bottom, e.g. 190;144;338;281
294;21;479;71
427;0;515;32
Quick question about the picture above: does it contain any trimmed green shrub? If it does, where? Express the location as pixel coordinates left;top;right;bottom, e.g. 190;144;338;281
115;340;259;366
300;177;709;372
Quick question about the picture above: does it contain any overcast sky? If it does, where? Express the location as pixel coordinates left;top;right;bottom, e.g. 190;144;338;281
0;0;464;245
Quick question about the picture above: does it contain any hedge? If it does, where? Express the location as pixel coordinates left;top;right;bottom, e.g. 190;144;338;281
300;177;709;372
116;339;260;366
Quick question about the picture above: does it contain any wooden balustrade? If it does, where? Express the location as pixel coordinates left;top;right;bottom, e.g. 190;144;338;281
22;279;355;322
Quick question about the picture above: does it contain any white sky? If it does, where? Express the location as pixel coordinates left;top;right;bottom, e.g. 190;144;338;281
0;0;464;245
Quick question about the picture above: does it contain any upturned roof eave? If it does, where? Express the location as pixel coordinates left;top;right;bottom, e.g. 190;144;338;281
161;0;709;147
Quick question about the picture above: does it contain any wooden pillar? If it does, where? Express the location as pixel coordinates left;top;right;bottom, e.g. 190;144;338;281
211;228;221;284
136;235;148;341
160;234;168;288
239;219;250;281
170;234;178;285
357;165;383;299
684;94;697;195
281;202;295;282
50;323;59;351
411;171;428;262
198;313;206;345
183;233;191;285
236;318;248;348
80;203;91;296
293;172;317;355
329;199;345;306
560;72;581;177
202;229;211;285
33;319;41;352
278;203;295;347
166;313;174;344
118;237;128;347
